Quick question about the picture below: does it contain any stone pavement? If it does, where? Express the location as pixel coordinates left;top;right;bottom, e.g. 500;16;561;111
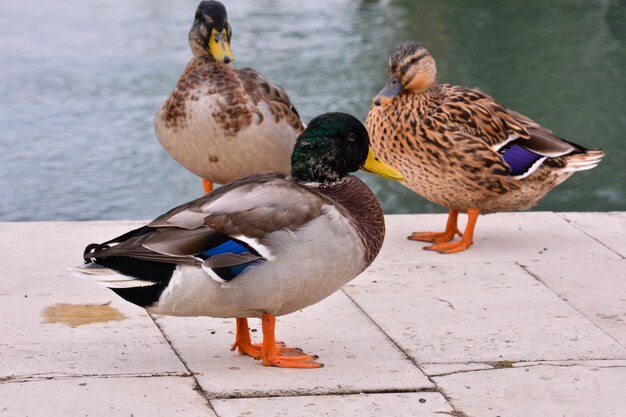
0;212;625;417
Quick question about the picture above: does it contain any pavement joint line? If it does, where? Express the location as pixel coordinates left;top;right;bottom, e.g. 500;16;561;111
517;261;626;350
339;288;464;417
555;212;625;259
207;386;439;400
422;358;626;365
434;411;471;417
429;361;626;378
370;259;515;266
0;371;191;384
149;314;219;415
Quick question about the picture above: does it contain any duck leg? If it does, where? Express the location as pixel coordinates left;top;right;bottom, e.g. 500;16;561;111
425;208;480;254
230;318;261;359
260;313;322;368
202;178;213;194
230;317;308;360
408;209;461;243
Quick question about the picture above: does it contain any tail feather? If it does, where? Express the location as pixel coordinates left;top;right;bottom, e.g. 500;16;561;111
563;149;604;173
72;263;158;289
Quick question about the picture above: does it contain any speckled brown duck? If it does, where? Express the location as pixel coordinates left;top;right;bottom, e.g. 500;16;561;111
155;1;304;193
366;41;603;254
80;113;403;368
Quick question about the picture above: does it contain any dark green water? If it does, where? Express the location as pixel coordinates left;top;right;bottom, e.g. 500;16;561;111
1;0;624;220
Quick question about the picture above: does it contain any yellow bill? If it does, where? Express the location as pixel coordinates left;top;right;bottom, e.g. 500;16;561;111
209;28;234;63
360;148;404;181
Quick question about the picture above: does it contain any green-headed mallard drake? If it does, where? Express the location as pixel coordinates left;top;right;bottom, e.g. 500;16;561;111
365;41;603;254
80;113;402;368
155;1;304;193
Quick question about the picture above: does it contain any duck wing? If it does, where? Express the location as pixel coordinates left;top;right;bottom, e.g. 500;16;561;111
505;109;585;156
83;173;327;284
439;86;591;178
236;68;304;131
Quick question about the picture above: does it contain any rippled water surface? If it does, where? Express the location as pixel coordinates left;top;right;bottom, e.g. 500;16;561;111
1;0;624;220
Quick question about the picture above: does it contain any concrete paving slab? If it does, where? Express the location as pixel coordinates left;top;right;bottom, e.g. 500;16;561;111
0;376;215;417
375;212;620;266
559;212;626;258
0;222;186;378
523;260;626;347
0;221;144;277
2;218;625;416
155;291;432;399
345;262;626;364
0;285;187;378
432;360;626;417
211;392;453;417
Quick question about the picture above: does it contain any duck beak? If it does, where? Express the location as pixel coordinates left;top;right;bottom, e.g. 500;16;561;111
209;28;235;63
372;76;403;106
360;148;404;181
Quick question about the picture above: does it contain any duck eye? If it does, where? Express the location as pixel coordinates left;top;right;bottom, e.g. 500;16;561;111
347;132;357;142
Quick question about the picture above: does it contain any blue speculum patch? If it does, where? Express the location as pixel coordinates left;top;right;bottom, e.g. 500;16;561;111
202;239;250;257
202;239;260;281
501;144;543;176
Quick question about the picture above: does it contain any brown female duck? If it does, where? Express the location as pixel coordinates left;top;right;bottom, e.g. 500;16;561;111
366;41;603;253
155;1;304;193
81;113;402;368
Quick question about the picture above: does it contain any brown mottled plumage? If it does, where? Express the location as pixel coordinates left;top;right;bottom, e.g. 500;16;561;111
155;1;304;190
366;41;603;253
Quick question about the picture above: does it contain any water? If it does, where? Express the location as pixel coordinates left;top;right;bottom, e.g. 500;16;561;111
1;0;624;221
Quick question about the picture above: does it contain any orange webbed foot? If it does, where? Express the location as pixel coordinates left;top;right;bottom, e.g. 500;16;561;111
260;314;323;369
231;317;319;368
423;208;479;254
424;239;473;254
262;353;323;369
408;209;460;243
408;229;461;243
262;344;322;369
231;340;304;359
231;340;262;360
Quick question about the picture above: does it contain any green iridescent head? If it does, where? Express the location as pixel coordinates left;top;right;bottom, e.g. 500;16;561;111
291;113;403;183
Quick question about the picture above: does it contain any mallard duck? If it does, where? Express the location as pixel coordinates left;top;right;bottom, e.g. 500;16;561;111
155;1;304;193
365;41;603;254
80;113;403;368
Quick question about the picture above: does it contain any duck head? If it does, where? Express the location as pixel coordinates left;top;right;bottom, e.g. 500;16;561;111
373;41;437;106
291;113;403;183
189;1;235;63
